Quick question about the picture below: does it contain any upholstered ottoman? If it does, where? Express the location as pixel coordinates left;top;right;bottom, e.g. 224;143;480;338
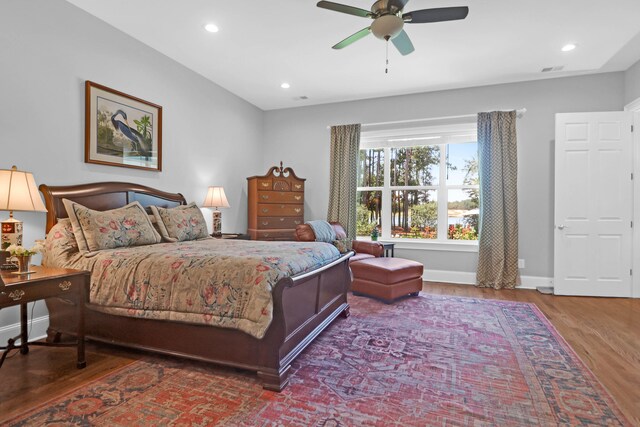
350;257;423;303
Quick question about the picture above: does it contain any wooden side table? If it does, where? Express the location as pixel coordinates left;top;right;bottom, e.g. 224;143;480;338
380;242;395;257
213;233;251;240
0;266;90;369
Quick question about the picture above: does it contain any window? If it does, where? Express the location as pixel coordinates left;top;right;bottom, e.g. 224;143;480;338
357;123;479;243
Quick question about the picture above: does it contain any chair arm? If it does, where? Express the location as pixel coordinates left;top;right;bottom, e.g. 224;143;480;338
294;224;316;241
352;240;384;257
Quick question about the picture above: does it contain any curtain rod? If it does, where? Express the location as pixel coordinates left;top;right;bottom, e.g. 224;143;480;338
326;108;527;129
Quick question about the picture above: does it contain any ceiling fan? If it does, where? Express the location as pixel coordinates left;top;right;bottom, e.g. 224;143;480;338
317;0;469;55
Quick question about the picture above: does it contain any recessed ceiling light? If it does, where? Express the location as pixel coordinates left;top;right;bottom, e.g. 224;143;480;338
280;83;290;89
561;43;576;52
204;23;219;33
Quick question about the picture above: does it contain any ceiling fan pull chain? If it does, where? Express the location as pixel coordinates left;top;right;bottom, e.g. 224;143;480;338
385;37;389;74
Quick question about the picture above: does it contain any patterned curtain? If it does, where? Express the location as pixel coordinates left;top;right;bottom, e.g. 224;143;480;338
327;124;361;240
476;111;519;289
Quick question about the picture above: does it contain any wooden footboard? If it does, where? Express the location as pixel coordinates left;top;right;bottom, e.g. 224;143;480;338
45;252;352;391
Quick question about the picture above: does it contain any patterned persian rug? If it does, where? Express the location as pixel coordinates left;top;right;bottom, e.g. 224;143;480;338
6;295;628;426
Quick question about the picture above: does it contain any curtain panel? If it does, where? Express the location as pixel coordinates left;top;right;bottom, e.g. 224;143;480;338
476;111;519;289
327;124;361;240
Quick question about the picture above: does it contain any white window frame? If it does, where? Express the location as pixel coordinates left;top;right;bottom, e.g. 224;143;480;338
358;122;479;251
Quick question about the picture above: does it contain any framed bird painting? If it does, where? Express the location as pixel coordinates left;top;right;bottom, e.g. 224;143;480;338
85;81;162;171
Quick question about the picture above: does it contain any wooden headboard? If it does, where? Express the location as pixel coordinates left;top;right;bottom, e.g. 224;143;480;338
39;182;187;233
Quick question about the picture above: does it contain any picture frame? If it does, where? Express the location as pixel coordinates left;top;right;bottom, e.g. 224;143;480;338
85;81;162;172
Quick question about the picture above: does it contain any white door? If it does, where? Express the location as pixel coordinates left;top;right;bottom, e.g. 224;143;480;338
554;112;633;297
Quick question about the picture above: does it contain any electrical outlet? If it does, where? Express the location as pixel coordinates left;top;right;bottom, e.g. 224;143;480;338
518;259;525;269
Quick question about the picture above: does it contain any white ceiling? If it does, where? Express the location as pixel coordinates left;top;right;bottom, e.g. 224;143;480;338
66;0;640;111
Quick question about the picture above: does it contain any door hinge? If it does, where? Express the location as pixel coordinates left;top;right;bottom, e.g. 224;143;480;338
632;125;634;132
632;221;634;228
631;269;633;276
632;173;634;180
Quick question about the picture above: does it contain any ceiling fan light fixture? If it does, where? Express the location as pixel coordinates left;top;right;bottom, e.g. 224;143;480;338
371;14;404;40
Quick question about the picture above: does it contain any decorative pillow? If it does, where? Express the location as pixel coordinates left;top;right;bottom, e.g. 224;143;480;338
307;220;337;243
42;219;79;266
332;238;353;254
150;202;209;242
62;199;161;253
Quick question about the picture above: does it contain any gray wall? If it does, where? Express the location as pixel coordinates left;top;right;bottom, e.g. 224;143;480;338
0;1;264;325
263;73;626;278
625;59;640;105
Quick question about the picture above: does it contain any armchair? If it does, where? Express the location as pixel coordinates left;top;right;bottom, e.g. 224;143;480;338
294;222;384;264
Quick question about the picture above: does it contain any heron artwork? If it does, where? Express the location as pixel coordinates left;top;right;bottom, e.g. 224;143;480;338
110;109;152;160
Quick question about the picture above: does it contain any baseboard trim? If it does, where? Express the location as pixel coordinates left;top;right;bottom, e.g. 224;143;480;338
0;315;49;345
423;269;553;290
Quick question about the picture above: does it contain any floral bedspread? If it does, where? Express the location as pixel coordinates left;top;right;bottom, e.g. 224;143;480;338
43;221;341;338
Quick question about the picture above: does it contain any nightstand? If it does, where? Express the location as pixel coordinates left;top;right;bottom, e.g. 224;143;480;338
0;266;89;369
213;233;251;240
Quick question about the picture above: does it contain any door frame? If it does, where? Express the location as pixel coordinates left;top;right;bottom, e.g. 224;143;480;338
626;97;640;298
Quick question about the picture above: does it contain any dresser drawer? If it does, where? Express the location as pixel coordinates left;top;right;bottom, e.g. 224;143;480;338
257;216;303;229
258;191;304;204
0;276;82;307
257;179;272;190
258;204;303;217
255;229;296;241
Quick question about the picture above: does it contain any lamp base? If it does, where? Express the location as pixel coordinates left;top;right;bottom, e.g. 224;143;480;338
211;210;222;237
1;217;23;249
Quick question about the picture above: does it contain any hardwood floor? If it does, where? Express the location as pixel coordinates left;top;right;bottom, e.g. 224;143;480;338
1;283;639;425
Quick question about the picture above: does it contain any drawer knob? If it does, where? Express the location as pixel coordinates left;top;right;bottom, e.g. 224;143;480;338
262;208;269;213
280;205;285;209
262;221;269;226
295;220;301;225
294;208;301;213
264;233;270;237
295;184;302;189
261;182;269;187
295;196;301;200
279;218;285;222
59;280;72;291
261;195;269;200
9;289;25;301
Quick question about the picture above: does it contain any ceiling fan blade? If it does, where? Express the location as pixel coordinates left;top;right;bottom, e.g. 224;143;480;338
391;29;414;55
317;1;372;18
403;6;469;23
332;27;371;49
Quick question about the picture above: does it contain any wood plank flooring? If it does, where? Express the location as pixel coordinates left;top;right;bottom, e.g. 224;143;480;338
1;283;639;425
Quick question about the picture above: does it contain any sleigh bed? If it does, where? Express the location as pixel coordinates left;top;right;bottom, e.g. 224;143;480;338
39;182;352;391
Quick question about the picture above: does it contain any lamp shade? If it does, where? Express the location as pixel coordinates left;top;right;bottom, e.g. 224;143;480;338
0;166;47;213
202;186;230;209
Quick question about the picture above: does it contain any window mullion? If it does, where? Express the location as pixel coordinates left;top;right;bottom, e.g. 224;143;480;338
438;143;448;240
382;147;392;239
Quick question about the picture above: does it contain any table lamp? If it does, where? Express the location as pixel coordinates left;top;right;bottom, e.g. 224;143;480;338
202;186;230;237
0;166;47;249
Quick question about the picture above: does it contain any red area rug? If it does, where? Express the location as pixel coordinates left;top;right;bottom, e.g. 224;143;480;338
6;295;628;426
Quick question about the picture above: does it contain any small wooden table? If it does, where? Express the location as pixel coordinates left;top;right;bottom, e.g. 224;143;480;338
380;242;395;257
212;233;251;240
0;266;90;369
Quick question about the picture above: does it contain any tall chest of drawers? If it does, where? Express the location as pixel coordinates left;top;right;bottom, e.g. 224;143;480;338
247;163;305;241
